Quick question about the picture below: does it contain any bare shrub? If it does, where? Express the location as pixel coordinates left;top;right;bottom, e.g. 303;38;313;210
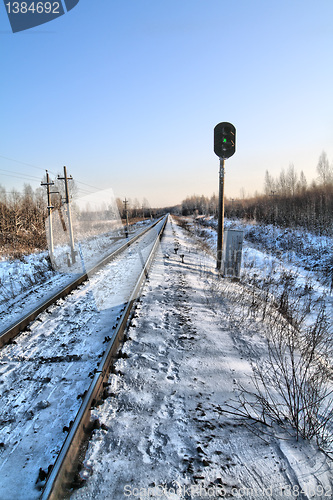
224;303;333;456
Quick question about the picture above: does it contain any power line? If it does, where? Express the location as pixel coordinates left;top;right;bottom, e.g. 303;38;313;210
0;186;108;198
0;154;108;191
76;189;103;197
0;154;58;176
0;167;106;196
0;168;42;181
0;153;111;185
75;180;106;192
0;155;112;199
76;187;97;195
0;172;44;182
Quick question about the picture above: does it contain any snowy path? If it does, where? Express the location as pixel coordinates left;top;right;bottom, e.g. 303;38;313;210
0;222;164;500
71;217;333;500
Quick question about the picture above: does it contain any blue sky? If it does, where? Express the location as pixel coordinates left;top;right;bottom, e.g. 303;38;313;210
1;0;333;207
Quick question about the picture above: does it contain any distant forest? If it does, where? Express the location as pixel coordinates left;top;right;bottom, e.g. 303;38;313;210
0;178;156;258
180;151;333;236
1;152;332;259
0;184;47;258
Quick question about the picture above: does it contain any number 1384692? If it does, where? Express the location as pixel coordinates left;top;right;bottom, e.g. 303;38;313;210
5;2;60;14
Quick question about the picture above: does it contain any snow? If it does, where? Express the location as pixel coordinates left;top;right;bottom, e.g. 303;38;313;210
0;220;152;334
0;215;332;499
193;216;333;290
0;220;165;500
69;217;333;500
191;216;332;330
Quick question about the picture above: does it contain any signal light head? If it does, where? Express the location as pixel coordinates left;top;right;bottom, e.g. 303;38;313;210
214;122;236;159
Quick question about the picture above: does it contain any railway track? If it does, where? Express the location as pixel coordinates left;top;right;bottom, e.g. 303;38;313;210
0;215;168;500
0;217;165;349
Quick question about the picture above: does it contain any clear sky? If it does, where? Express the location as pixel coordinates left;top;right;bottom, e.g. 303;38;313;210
1;0;333;207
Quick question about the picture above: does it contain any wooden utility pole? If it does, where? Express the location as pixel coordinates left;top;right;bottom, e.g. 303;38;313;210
123;198;129;238
41;170;55;263
58;166;76;264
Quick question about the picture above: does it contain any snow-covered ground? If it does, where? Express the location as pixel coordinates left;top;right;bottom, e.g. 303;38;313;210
192;216;333;291
0;219;152;334
70;217;333;500
190;216;332;331
0;221;164;500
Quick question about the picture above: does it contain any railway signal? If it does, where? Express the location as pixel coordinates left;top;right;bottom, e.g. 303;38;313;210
214;122;236;159
214;122;236;272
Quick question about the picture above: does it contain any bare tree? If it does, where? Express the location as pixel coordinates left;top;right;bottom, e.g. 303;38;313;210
296;170;307;194
286;163;298;196
264;170;276;196
317;151;333;187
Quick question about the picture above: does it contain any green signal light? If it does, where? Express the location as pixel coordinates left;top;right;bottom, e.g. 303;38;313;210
223;138;227;143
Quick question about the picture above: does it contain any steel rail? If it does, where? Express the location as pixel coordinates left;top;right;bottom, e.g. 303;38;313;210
0;217;165;349
40;214;168;500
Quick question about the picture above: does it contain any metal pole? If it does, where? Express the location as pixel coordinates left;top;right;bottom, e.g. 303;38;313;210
217;157;225;271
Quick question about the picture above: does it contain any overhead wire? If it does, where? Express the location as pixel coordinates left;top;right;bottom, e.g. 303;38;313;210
0;154;111;198
0;168;42;181
75;179;105;191
0;154;58;177
0;172;44;182
76;187;92;193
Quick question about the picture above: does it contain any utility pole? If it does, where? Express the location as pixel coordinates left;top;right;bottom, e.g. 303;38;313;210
58;166;76;264
123;198;129;238
41;170;55;263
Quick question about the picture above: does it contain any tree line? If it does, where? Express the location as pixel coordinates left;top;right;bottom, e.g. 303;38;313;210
0;179;158;258
1;151;332;258
180;152;333;236
0;184;47;258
